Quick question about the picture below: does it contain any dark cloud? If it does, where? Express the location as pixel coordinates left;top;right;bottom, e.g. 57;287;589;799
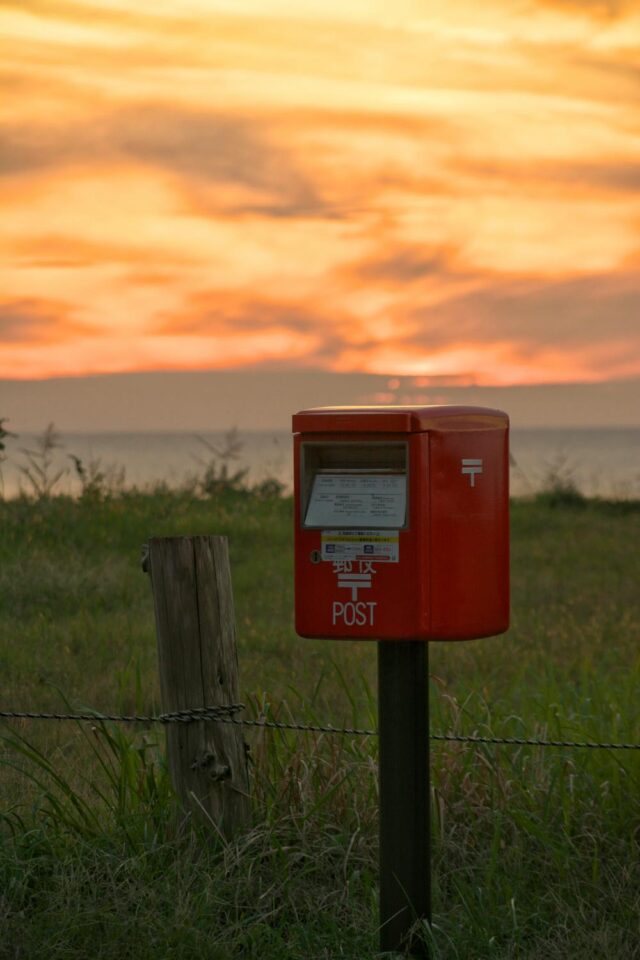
354;245;459;283
0;298;86;343
569;50;640;92
115;108;320;208
159;293;343;350
177;191;341;222
532;0;631;19
0;105;324;215
158;293;328;336
579;162;640;192
405;273;640;349
157;266;639;370
453;157;640;195
155;291;350;364
0;126;74;176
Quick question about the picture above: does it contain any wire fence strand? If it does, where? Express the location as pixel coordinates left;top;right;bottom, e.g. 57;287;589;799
0;705;243;725
1;706;639;750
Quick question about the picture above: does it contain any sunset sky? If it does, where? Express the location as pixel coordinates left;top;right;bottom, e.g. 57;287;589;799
1;0;639;386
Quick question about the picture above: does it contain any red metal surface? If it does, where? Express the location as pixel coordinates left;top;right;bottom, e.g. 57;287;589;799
292;405;508;435
293;405;509;642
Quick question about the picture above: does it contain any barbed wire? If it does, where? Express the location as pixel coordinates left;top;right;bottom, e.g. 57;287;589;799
221;715;378;738
0;705;243;725
215;715;640;750
1;705;639;750
432;732;640;750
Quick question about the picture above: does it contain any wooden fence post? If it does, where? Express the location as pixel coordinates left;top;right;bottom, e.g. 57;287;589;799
145;535;250;836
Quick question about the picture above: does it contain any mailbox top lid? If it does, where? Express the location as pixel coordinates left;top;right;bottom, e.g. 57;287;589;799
293;404;509;435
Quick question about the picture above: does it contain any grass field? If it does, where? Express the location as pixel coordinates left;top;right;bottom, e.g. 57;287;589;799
1;483;639;959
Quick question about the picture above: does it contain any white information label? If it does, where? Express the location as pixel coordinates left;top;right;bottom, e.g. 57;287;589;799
321;530;399;563
305;473;406;528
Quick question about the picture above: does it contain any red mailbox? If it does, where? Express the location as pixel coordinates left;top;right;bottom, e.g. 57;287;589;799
293;405;509;641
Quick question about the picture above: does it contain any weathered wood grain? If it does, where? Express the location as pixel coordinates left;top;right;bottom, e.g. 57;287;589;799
147;535;250;836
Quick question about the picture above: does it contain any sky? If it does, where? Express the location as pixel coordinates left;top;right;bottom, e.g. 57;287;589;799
1;0;639;388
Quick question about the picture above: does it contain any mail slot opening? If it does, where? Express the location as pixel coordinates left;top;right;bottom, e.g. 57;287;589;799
300;441;408;529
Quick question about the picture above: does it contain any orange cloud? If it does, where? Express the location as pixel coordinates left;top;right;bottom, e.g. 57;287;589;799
1;0;639;384
0;297;90;344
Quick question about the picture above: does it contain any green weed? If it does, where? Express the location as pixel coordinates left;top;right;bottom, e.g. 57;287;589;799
1;489;640;957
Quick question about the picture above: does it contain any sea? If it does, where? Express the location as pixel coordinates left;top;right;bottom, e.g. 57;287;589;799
2;428;638;500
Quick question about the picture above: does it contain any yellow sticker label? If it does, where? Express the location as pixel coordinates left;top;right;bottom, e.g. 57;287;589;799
321;529;399;562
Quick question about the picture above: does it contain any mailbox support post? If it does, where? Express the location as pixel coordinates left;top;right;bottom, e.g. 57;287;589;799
378;641;430;958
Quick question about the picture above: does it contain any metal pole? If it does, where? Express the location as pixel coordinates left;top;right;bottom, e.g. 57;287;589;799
378;641;430;957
